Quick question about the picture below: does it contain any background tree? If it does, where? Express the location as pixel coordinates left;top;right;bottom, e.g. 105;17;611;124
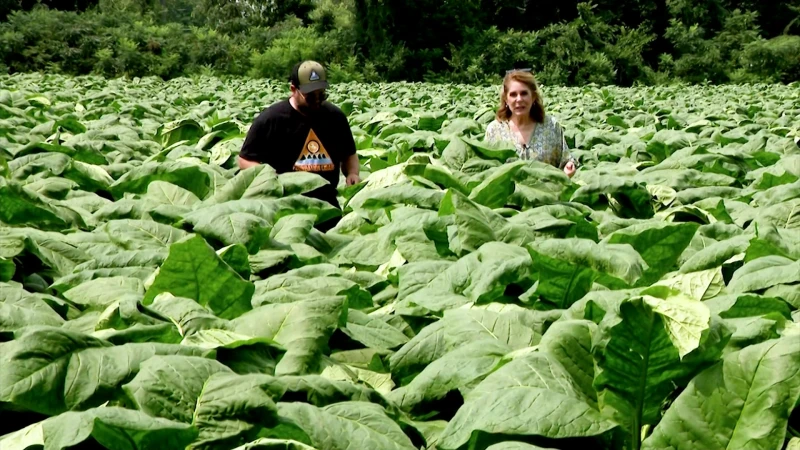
0;0;798;84
353;0;486;80
1;0;98;19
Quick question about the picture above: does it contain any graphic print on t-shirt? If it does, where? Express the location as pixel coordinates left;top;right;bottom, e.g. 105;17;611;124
293;128;334;172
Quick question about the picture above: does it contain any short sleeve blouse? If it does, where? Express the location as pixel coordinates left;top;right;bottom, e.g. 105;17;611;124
485;115;576;169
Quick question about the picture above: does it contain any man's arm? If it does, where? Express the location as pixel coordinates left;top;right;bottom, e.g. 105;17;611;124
335;109;361;186
238;111;272;171
238;155;261;170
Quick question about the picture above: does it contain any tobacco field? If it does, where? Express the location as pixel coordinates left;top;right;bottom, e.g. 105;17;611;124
0;73;799;450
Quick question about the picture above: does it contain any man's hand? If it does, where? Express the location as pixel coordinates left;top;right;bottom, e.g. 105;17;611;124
346;172;361;186
344;153;361;186
564;160;577;178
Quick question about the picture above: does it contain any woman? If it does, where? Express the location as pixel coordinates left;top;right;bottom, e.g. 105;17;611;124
485;69;577;178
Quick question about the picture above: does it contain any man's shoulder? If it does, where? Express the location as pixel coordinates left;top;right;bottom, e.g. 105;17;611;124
245;100;294;139
258;98;292;118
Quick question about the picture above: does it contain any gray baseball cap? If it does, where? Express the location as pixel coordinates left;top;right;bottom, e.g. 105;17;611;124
290;60;329;94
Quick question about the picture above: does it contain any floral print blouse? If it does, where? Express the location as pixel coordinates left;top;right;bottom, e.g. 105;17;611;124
484;115;576;169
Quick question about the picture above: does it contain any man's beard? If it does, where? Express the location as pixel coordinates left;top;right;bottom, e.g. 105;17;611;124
297;100;322;115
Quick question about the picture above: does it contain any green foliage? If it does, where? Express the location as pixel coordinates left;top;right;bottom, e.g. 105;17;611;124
0;73;800;450
664;8;763;83
739;35;800;83
191;0;314;31
0;0;798;85
0;8;254;78
438;4;657;87
354;0;486;80
1;0;97;20
248;27;328;79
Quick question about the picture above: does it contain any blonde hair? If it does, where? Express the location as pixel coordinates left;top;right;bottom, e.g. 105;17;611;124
496;70;545;123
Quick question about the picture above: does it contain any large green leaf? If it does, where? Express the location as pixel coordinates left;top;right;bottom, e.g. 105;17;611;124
277;401;417;450
0;283;65;332
232;439;317;450
143;235;255;319
109;160;213;200
0;407;198;450
342;310;409;350
231;297;346;376
527;238;647;308
0;327;207;415
601;222;699;285
159;118;205;147
103;219;190;250
252;276;370;308
571;176;654;219
538;320;598;405
389;308;539;385
270;214;317;245
205;165;283;204
62;275;144;309
437;351;617;449
468;161;526;208
187;372;280;450
190;210;271;254
679;234;751;273
642;336;800;450
438;189;533;255
123;355;233;422
399;241;532;311
0;180;69;230
278;171;330;196
592;295;728;448
144;180;201;207
388;339;511;411
350;183;446;211
462;137;517;162
728;255;800;293
0;327;110;415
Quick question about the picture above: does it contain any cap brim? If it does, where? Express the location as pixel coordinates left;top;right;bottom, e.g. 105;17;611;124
299;81;328;94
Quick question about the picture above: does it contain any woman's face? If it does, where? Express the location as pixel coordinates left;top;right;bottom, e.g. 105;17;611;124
505;80;534;118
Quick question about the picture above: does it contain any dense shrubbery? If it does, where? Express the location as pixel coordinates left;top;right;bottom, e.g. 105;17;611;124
439;4;659;86
0;9;250;78
0;0;798;86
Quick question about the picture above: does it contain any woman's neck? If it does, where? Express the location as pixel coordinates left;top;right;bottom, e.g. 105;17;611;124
510;114;533;128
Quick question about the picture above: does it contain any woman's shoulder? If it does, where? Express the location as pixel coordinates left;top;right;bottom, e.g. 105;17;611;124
486;118;506;130
542;114;562;128
484;119;507;140
542;114;568;134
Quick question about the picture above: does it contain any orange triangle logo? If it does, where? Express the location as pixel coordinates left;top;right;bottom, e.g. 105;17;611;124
294;128;334;172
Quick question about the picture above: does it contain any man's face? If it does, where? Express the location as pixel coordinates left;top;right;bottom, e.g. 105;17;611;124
294;87;327;113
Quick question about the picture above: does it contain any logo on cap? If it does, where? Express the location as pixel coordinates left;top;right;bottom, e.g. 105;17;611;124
309;70;320;81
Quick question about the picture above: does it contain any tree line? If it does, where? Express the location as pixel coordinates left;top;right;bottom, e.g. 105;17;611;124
1;0;798;85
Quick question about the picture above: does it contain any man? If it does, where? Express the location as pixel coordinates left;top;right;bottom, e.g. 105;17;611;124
238;60;360;229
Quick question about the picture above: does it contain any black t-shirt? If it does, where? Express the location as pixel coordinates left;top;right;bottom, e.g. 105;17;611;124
239;99;356;207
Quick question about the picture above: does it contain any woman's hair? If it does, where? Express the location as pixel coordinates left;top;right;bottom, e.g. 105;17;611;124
495;70;545;123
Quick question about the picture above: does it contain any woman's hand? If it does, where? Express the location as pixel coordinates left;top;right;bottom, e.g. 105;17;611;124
564;160;577;178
